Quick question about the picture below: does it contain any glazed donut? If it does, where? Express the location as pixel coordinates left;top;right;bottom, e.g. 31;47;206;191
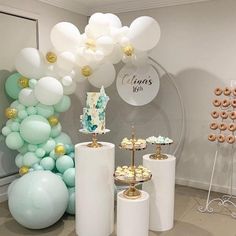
211;111;219;119
228;123;236;132
230;111;236;120
220;111;228;119
208;134;216;142
212;99;221;107
214;88;223;96
210;122;218;130
217;134;225;143
233;88;236;97
223;87;231;96
222;99;230;107
231;99;236;108
226;134;235;144
219;123;227;131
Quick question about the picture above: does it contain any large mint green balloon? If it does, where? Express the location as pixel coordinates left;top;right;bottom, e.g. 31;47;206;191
23;152;40;167
56;155;74;173
40;157;55;170
36;103;54;118
62;168;75;187
54;132;72;145
5;73;22;99
20;115;51;144
8;171;68;229
6;132;24;150
54;95;71;112
66;187;75;215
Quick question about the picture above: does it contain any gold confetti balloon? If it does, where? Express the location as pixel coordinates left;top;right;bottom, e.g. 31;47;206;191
5;107;18;119
48;115;59;126
46;51;57;63
55;144;66;156
123;45;134;57
19;166;29;176
18;77;29;88
81;65;93;77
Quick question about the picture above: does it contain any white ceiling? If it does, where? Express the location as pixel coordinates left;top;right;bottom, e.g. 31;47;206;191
39;0;212;16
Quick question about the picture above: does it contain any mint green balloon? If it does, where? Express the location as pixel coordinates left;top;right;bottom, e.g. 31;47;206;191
32;163;44;171
56;155;74;173
69;152;75;158
63;168;75;187
28;144;38;152
39;138;56;153
17;104;25;111
40;157;55;170
35;148;46;158
2;126;11;136
10;121;20;132
54;132;72;145
23;152;40;167
18;110;28;120
20;115;51;144
17;143;28;154
66;187;75;215
50;123;62;138
26;106;37;115
6;132;24;150
29;79;37;89
5;73;22;99
49;150;56;159
36;103;54;118
54;96;71;113
10;100;20;109
6;120;13;128
56;173;63;179
15;154;23;168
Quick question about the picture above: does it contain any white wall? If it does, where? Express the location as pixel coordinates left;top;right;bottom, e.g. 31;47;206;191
116;0;236;194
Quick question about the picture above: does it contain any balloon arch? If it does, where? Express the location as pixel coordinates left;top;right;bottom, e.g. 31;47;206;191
2;13;161;228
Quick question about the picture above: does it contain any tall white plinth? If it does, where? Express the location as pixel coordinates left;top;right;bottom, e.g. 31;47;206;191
143;154;176;232
75;142;115;236
117;190;149;236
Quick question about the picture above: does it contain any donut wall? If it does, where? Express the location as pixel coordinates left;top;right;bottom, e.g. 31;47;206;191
208;87;236;144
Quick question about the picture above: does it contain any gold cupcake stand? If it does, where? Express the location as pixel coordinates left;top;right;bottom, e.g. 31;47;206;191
147;141;173;160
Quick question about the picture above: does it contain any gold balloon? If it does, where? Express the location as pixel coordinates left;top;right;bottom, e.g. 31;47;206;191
81;65;93;77
123;45;134;57
19;166;29;176
5;107;18;119
18;77;29;88
85;39;96;50
46;51;57;63
48;116;59;126
55;144;66;156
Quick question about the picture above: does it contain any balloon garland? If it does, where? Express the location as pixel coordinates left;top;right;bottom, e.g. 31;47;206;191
1;13;161;225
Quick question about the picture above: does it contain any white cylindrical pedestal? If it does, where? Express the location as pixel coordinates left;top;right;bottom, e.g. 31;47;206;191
75;142;115;236
117;190;149;236
143;154;176;232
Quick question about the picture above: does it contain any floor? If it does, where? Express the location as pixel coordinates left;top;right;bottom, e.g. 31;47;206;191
0;185;236;236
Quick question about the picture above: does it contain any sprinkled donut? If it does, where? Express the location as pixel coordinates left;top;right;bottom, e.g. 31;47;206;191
214;88;223;96
210;122;218;130
226;135;235;144
213;99;221;107
217;134;225;143
223;87;231;96
208;134;216;142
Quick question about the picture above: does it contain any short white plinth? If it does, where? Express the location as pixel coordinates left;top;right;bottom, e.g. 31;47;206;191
117;190;149;236
75;142;115;236
143;154;176;232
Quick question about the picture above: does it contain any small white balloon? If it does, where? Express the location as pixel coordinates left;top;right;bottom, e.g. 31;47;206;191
105;13;122;28
62;77;77;95
19;88;38;107
96;36;114;56
128;16;161;51
34;77;63;105
50;22;80;52
61;76;73;86
94;50;105;62
89;13;109;27
57;51;75;72
111;26;129;43
15;48;45;79
88;62;116;88
105;44;122;64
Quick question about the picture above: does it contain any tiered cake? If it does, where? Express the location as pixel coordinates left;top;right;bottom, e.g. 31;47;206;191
80;86;109;133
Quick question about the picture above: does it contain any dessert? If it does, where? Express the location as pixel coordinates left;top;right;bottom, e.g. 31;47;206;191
211;111;219;119
208;134;216;142
121;137;146;149
220;111;228;119
230;111;236;120
146;135;173;144
233;88;236;97
226;135;235;144
231;99;236;108
212;99;221;107
214;88;223;96
217;134;225;143
228;123;236;132
222;99;230;107
223;87;231;96
80;86;109;133
219;123;227;131
210;122;218;130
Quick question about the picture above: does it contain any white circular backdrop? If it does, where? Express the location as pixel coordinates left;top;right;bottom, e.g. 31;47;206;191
116;64;160;106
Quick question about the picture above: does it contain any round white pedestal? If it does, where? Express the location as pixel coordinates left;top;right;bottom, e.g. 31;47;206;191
117;190;149;236
75;142;115;236
143;154;176;232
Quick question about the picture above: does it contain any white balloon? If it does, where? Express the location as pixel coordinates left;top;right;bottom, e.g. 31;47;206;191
119;36;130;47
19;88;38;106
45;64;58;78
96;36;114;55
34;77;63;105
110;26;129;43
15;48;45;79
105;13;122;28
61;75;73;86
94;50;105;62
85;23;110;39
105;44;122;64
132;50;148;66
57;51;75;72
128;16;161;51
88;62;116;88
62;77;77;95
89;13;109;27
50;22;80;52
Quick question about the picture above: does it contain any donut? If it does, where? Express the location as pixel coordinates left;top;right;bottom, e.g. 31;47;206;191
230;111;236;120
226;134;235;144
231;99;236;108
213;99;221;107
220;111;228;119
208;134;216;142
233;88;236;97
211;111;219;119
210;122;218;130
214;88;223;96
228;123;236;132
217;134;225;143
219;123;227;131
223;87;231;96
222;99;230;107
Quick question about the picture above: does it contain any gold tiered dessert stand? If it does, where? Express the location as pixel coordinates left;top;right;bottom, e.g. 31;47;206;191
79;128;110;148
147;141;173;160
114;128;152;199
